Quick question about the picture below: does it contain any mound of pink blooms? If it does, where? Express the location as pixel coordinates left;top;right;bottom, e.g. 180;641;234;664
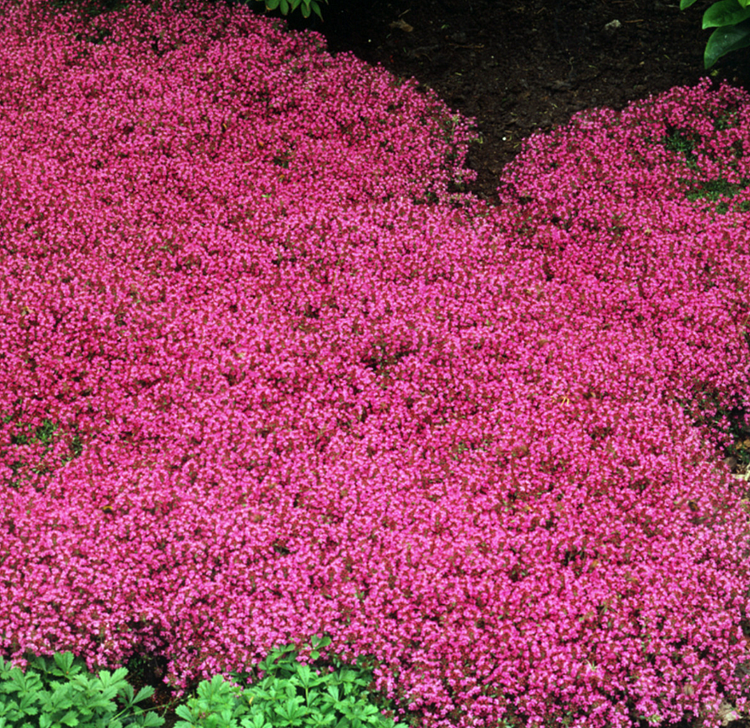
1;0;750;724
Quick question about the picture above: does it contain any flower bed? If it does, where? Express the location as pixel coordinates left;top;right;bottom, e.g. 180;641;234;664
1;0;750;726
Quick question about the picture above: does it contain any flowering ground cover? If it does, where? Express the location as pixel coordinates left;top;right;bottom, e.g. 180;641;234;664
1;0;750;726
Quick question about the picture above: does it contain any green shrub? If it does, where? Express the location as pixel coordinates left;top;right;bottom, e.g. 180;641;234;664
0;638;418;728
177;635;412;728
0;651;164;727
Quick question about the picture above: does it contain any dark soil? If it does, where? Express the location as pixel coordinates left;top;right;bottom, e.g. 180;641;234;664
277;0;750;204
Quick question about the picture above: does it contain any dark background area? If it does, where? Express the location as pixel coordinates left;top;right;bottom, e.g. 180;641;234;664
273;0;750;203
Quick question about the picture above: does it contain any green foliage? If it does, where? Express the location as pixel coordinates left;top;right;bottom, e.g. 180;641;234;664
176;635;413;728
0;651;164;727
684;175;750;209
655;122;750;213
1;404;84;490
0;640;423;728
662;126;702;168
681;0;750;67
231;0;328;22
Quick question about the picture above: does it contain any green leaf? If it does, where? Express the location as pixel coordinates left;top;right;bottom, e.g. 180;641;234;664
310;636;332;651
280;0;289;12
0;657;16;679
247;685;276;704
118;682;135;706
309;713;338;728
95;685;121;704
52;654;75;676
326;685;340;703
336;668;369;696
197;674;230;701
277;696;308;725
258;646;295;675
95;667;129;691
265;0;279;10
294;664;324;691
682;0;700;9
174;704;198;724
139;712;166;727
134;686;155;704
703;0;750;27
28;655;49;673
60;708;80;726
7;668;42;696
240;714;274;728
704;19;750;65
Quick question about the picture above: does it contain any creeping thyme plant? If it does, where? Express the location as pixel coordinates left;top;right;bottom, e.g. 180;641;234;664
1;0;750;726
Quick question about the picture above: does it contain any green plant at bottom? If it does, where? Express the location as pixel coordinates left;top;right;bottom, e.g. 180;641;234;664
0;638;422;728
0;651;163;727
176;635;411;728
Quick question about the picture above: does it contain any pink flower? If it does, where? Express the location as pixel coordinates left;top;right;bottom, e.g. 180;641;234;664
0;1;748;724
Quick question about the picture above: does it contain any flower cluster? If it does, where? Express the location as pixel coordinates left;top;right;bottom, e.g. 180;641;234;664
0;0;749;726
